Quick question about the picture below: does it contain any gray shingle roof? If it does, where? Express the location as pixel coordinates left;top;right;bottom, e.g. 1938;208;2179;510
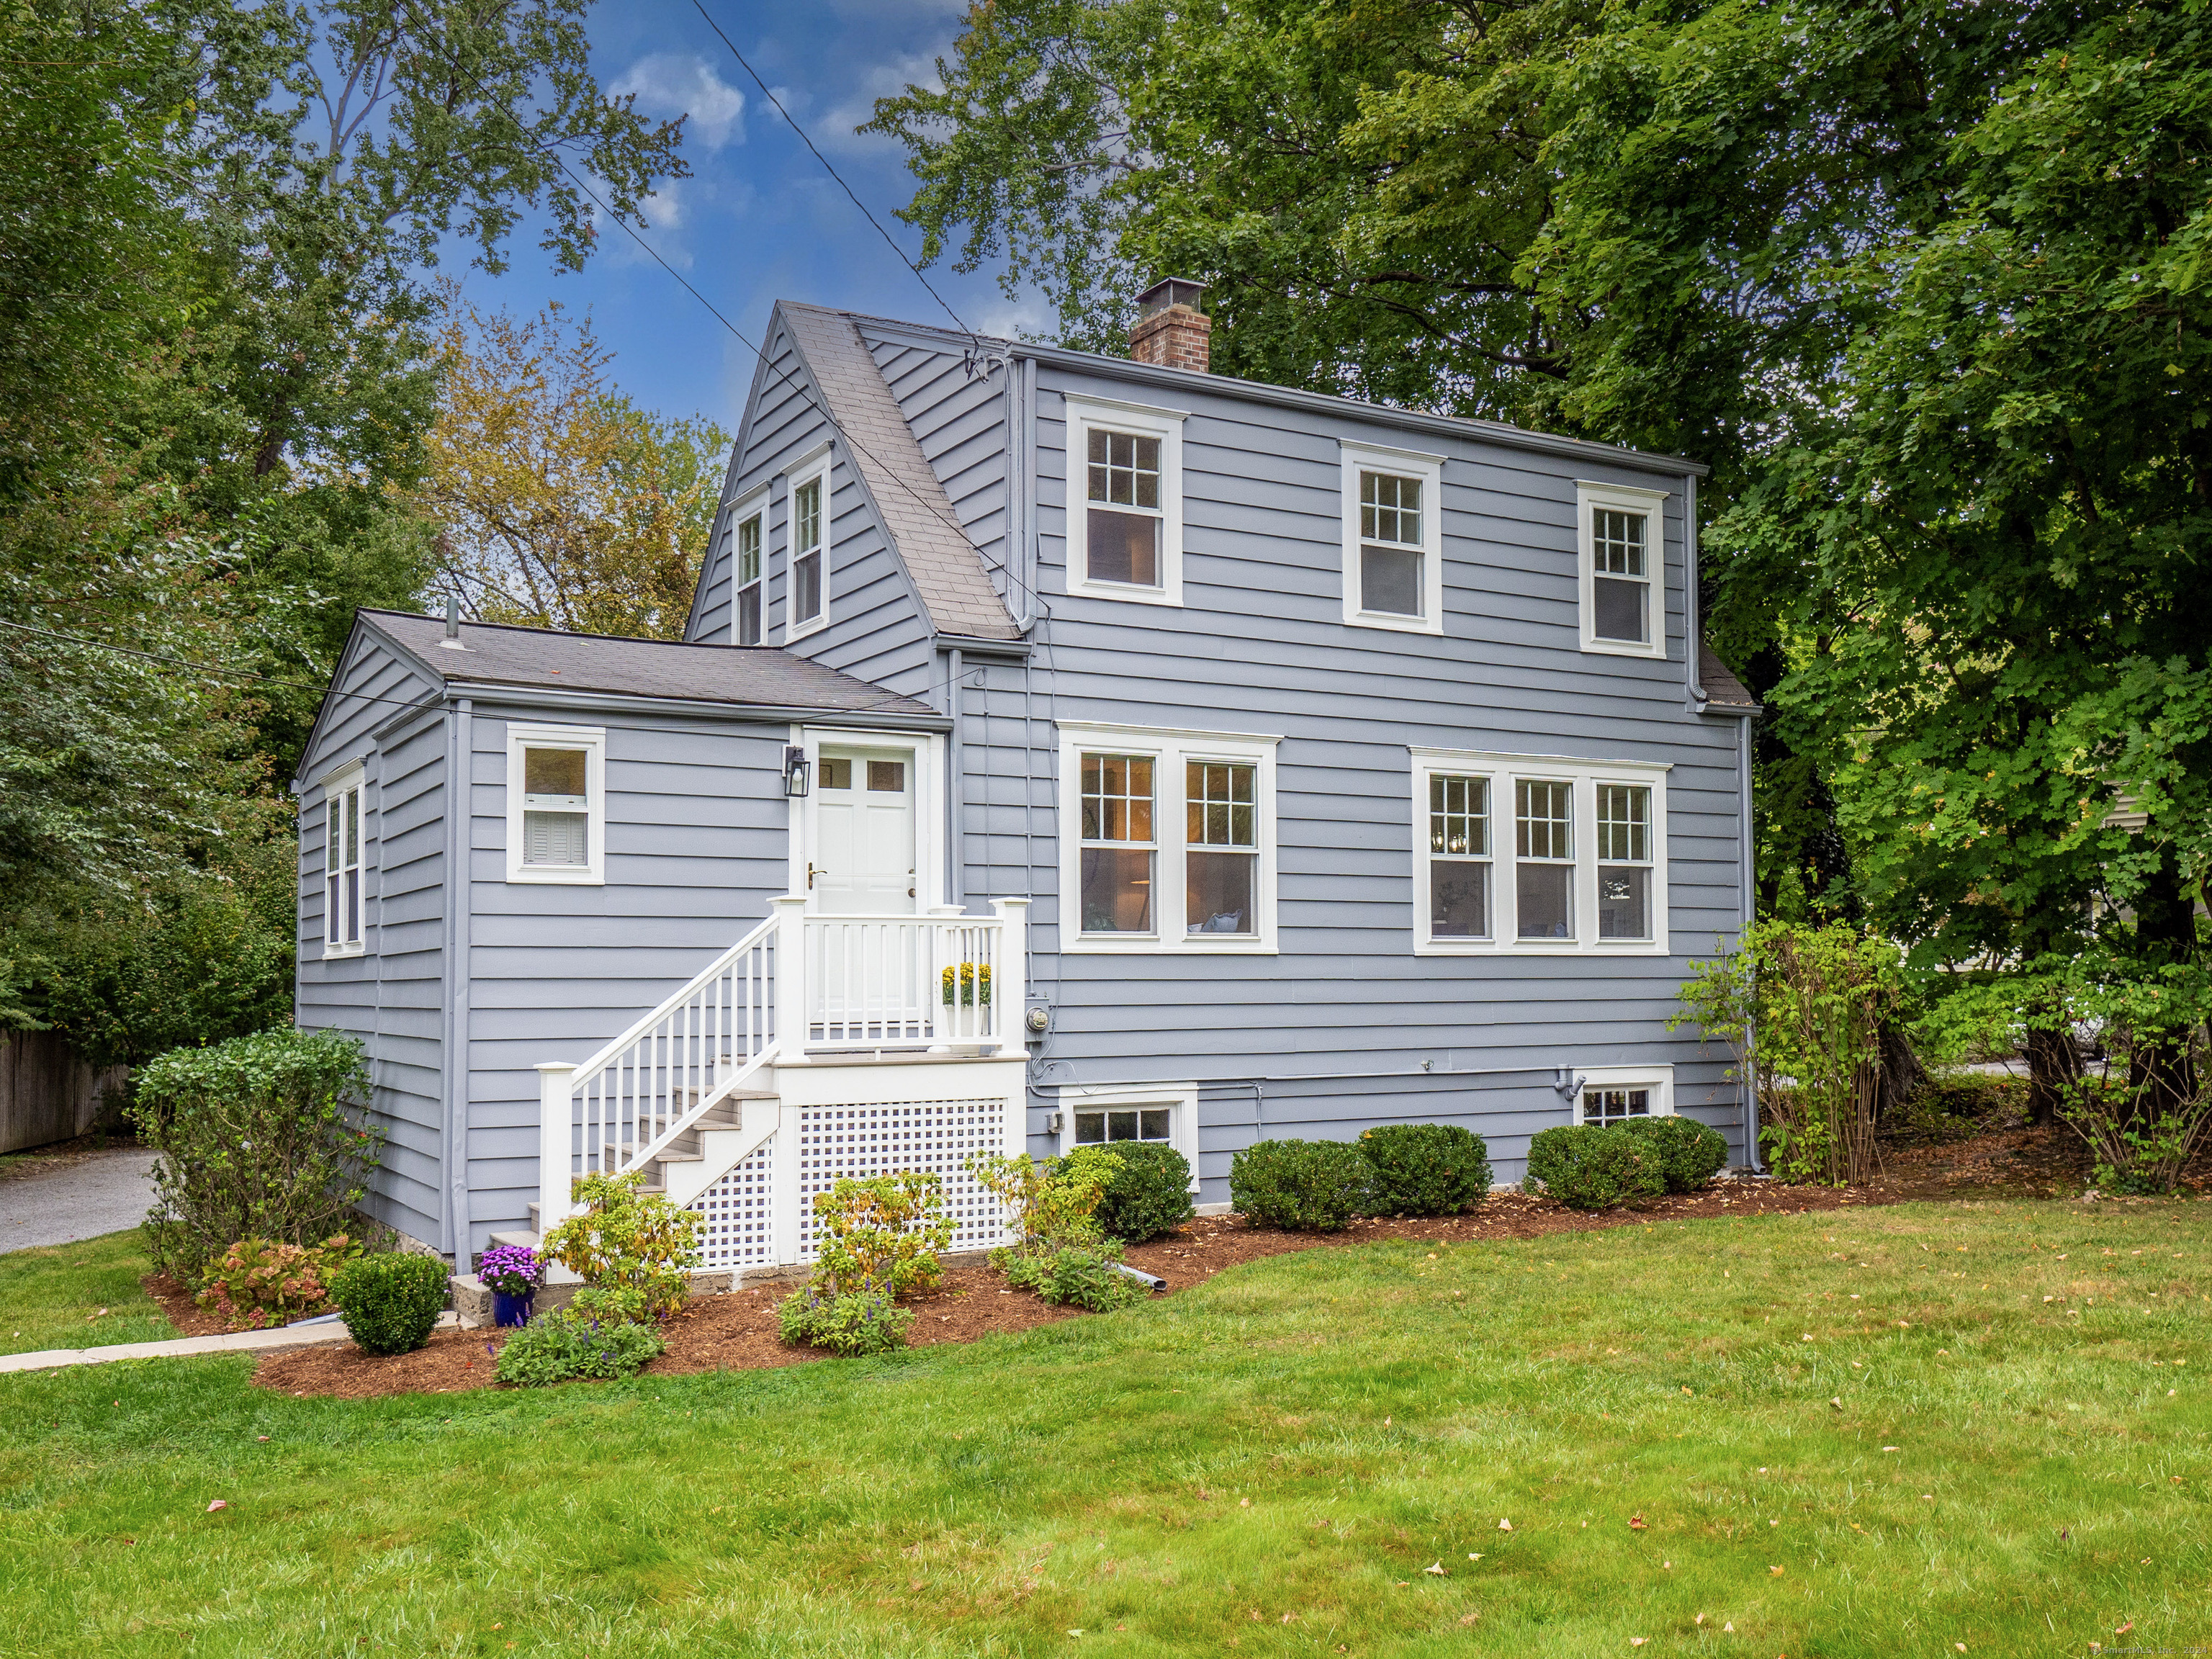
778;303;1020;640
1699;642;1761;714
364;611;940;717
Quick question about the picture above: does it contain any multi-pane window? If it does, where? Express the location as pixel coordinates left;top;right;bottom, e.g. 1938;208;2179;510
1079;753;1155;933
1427;773;1490;939
734;512;763;645
791;475;824;628
1515;779;1574;939
521;746;590;868
1074;1105;1173;1145
1596;783;1653;940
1583;1086;1652;1126
1359;471;1424;617
323;775;363;953
1086;428;1163;588
1186;761;1257;935
1590;505;1650;644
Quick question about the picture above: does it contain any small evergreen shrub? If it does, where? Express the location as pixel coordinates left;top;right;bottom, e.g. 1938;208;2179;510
130;1025;381;1284
1524;1125;1665;1211
1616;1115;1730;1192
1358;1123;1493;1215
494;1307;665;1385
194;1233;361;1330
777;1285;914;1356
1001;1241;1149;1312
541;1169;702;1319
330;1251;449;1356
1229;1139;1370;1231
1082;1142;1194;1243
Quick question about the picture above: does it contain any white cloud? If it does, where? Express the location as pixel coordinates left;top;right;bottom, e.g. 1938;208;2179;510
817;52;943;155
612;53;747;150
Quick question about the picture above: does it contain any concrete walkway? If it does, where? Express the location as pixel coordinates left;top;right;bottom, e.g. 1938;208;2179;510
0;1146;158;1250
0;1311;464;1375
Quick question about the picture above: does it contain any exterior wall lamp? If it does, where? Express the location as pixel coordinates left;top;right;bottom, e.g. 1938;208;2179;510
783;745;811;798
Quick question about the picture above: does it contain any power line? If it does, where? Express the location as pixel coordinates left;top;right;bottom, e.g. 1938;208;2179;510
684;0;974;342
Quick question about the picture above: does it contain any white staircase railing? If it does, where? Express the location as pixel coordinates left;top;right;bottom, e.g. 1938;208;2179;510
806;904;1019;1050
536;911;778;1228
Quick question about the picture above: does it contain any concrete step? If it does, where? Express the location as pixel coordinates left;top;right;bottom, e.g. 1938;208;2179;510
487;1229;541;1251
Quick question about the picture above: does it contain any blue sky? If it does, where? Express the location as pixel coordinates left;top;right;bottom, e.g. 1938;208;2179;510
439;0;1051;441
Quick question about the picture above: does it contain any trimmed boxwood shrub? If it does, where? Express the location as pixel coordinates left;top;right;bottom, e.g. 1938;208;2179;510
1524;1125;1665;1211
1230;1138;1370;1231
1359;1123;1493;1215
1617;1115;1730;1192
1085;1142;1196;1243
330;1251;449;1356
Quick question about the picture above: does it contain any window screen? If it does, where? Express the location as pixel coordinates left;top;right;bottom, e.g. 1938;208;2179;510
1591;507;1649;642
521;746;589;867
1085;428;1163;588
1080;753;1155;933
1596;783;1653;940
1428;773;1491;939
1185;761;1256;935
1516;779;1573;938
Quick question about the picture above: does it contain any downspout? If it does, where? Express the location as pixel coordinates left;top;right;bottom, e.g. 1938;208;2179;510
948;646;964;908
441;698;474;1259
1740;705;1761;1173
1684;470;1708;711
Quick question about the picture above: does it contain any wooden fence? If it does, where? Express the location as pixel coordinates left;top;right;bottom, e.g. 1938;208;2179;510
1;1030;127;1154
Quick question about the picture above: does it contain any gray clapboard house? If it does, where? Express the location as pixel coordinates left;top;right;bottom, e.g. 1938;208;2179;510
294;282;1760;1268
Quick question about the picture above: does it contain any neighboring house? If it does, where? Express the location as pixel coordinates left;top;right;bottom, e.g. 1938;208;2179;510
293;282;1761;1269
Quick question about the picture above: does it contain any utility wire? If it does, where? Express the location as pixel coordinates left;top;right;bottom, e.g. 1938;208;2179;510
684;0;974;341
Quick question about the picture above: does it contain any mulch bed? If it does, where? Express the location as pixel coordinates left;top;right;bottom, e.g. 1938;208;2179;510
244;1118;2212;1401
140;1272;232;1339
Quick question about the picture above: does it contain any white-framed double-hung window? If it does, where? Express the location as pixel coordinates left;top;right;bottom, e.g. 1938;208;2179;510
731;486;767;646
506;722;605;885
1578;480;1669;657
1064;395;1184;606
786;447;831;641
1341;441;1444;634
320;762;365;957
1060;721;1278;953
1410;749;1669;954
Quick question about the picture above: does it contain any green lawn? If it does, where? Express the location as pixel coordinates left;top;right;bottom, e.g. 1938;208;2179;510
0;1228;178;1356
1;1200;2206;1658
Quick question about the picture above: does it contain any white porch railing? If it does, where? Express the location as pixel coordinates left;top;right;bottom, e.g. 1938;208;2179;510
537;895;1028;1228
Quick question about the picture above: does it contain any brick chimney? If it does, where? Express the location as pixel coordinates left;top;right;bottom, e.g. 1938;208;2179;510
1129;277;1210;372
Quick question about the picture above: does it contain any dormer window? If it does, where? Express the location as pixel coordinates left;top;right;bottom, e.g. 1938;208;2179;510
735;509;763;645
1578;480;1668;657
786;446;832;642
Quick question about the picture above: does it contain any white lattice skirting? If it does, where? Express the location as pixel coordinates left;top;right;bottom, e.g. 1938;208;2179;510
797;1099;1010;1259
690;1141;777;1271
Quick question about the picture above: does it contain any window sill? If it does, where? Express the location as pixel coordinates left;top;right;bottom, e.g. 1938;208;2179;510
1345;608;1442;637
1579;634;1667;660
1413;938;1669;956
508;866;605;886
1066;935;1276;956
1069;577;1181;608
320;943;366;961
785;615;827;644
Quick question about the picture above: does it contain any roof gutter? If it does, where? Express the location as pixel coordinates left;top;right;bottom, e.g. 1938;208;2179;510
413;680;953;733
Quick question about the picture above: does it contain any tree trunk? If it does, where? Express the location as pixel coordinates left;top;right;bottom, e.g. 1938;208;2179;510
1875;1021;1928;1127
2126;850;2200;1124
2025;1022;2083;1128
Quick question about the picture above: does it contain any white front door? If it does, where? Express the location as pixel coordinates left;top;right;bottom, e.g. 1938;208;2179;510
813;747;917;914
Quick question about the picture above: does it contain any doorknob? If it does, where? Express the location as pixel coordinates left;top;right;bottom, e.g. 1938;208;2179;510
808;861;827;890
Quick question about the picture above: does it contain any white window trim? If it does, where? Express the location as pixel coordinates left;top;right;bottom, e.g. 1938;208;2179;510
1408;747;1671;956
319;760;366;958
784;444;833;643
1341;440;1445;636
727;481;770;647
1572;1064;1676;1124
1063;393;1186;608
783;724;948;911
1057;719;1280;954
1577;480;1671;660
1053;1082;1201;1190
505;721;606;886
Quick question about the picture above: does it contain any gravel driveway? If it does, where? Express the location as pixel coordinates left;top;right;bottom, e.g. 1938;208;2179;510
0;1146;158;1251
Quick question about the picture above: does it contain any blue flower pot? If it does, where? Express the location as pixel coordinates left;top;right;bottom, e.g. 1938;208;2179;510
492;1290;534;1328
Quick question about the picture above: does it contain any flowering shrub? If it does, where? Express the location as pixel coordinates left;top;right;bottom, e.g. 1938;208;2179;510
477;1244;541;1298
494;1306;665;1385
194;1233;361;1330
809;1172;956;1299
541;1169;701;1319
778;1285;913;1356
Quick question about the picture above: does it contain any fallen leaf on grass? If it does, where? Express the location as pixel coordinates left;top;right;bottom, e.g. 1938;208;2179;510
205;1501;226;1513
1459;1611;1480;1626
1629;1515;1647;1530
1424;1562;1446;1575
1770;1565;1784;1575
1498;1518;1513;1531
2115;1622;2134;1635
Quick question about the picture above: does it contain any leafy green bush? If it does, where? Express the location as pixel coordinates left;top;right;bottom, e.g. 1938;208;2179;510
195;1233;361;1330
1082;1141;1194;1243
1000;1241;1149;1312
777;1285;914;1356
542;1169;701;1319
131;1025;380;1284
330;1251;449;1356
1614;1116;1730;1192
1229;1139;1370;1231
809;1171;956;1298
1524;1125;1665;1211
1358;1123;1492;1215
568;1283;647;1323
494;1306;665;1385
